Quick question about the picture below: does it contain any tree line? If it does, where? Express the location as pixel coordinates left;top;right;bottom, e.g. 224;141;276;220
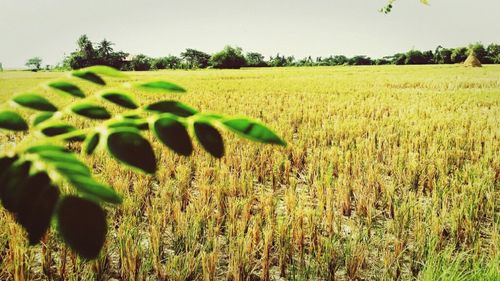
20;35;500;71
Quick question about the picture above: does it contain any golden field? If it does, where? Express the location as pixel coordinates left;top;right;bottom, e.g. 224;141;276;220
0;65;499;280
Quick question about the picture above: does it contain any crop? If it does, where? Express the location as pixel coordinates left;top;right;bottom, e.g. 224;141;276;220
0;65;498;280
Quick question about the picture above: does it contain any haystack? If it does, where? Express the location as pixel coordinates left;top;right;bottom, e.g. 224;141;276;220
464;53;482;67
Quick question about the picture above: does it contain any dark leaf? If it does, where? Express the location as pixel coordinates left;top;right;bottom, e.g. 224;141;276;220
48;81;85;98
57;196;107;260
83;132;100;155
0;111;28;131
153;116;192;156
16;172;59;244
145;101;197;117
71;103;111;120
194;122;224;158
223;118;286;146
40;123;76;137
101;92;138;109
13;93;58;112
107;130;156;173
0;156;19;178
72;72;105;85
135;81;186;93
32;112;54;126
0;161;31;212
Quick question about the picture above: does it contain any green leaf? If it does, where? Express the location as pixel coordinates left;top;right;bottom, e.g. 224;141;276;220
101;92;138;109
135;81;186;93
83;132;100;155
68;175;122;204
222;118;286;146
107;120;147;131
32;112;54;126
71;103;111;120
48;81;85;98
72;71;105;85
194;122;224;158
74;66;127;78
40;123;76;137
0;111;28;131
57;196;107;260
153;116;193;156
25;144;67;154
15;172;59;244
106;130;156;174
34;150;91;177
13;93;58;112
145;101;197;117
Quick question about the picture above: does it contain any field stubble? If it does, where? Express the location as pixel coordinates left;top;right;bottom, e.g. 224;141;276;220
0;65;499;280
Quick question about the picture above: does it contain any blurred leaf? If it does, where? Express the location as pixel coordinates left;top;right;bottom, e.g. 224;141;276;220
48;81;85;98
223;118;286;146
71;103;111;120
32;112;54;126
74;65;127;78
57;196;107;260
145;101;197;117
13;93;58;112
106;130;156;173
107;120;147;131
40;122;76;137
15;172;59;244
83;132;100;155
0;161;32;212
72;72;105;85
0;156;19;177
194;121;224;158
68;175;122;204
101;92;138;109
0;111;28;131
25;144;67;154
135;81;186;93
34;150;91;177
153;116;193;156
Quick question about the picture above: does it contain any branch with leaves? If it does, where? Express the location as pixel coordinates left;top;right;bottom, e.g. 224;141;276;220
0;66;285;259
381;0;429;13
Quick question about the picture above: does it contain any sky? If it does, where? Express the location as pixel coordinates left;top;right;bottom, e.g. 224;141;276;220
0;0;499;69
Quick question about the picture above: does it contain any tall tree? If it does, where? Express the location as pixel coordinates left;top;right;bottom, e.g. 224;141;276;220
180;49;211;69
25;57;42;71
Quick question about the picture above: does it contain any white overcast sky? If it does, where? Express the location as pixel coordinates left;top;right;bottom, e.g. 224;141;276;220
0;0;499;68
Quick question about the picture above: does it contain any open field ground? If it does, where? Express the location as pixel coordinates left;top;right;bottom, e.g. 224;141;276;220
1;65;499;280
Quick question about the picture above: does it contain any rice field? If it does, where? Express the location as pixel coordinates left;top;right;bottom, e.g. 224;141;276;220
0;65;499;280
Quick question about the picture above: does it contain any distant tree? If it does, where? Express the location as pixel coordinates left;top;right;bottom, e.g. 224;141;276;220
451;47;468;63
246;52;268;67
181;49;211;69
405;50;427;64
130;54;152;71
434;46;452;64
210;46;247;69
331;55;349;65
375;58;391;65
150;55;181;70
65;35;128;70
469;42;489;63
348;55;373;65
0;62;3;71
268;54;288;67
25;57;43;71
486;43;500;64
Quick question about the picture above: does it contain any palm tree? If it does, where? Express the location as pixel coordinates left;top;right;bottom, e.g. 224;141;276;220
98;39;114;57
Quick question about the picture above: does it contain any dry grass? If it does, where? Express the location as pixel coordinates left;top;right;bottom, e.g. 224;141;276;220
0;65;499;280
